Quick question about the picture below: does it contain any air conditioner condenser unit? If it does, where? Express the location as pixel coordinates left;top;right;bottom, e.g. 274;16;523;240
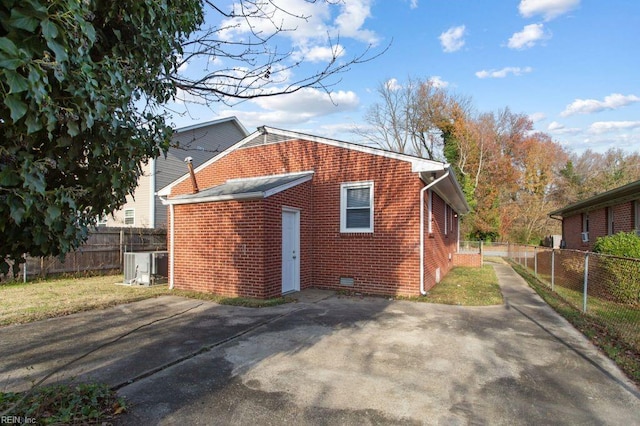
124;251;168;286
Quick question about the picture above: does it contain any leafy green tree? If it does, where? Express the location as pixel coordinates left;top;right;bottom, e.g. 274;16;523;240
1;1;382;275
0;0;203;274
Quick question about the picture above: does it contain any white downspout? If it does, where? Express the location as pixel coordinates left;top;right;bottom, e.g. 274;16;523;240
169;203;175;289
420;168;450;295
159;195;175;290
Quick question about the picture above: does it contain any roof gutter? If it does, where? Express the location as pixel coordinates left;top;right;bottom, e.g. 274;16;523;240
420;167;450;296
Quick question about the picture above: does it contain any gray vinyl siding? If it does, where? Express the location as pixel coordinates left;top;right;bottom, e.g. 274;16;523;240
154;119;248;226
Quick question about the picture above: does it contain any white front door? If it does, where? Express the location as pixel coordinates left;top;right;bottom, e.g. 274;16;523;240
281;209;300;294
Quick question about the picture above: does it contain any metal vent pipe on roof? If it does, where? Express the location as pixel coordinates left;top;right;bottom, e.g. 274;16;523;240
185;156;199;194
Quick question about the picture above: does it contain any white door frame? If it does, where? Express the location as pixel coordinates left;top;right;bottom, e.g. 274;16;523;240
281;207;301;294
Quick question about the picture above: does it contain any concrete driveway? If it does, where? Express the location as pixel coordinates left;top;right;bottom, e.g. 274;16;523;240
1;263;638;425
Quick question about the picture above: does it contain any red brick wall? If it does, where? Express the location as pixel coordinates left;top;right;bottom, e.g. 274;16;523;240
172;181;313;298
562;201;637;250
170;139;460;297
172;200;267;297
452;253;482;267
422;190;460;291
562;214;586;250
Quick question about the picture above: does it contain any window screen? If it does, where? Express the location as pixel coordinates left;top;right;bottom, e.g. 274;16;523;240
341;182;373;232
346;187;371;228
124;209;135;225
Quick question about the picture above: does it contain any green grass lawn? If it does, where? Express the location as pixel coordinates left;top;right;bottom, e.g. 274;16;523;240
0;275;291;326
1;264;503;327
0;275;172;326
401;264;504;306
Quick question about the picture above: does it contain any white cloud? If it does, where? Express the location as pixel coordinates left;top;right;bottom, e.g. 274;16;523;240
589;121;640;134
219;0;378;59
409;0;419;9
252;87;359;114
333;0;379;45
548;121;564;130
385;78;402;91
294;45;346;63
439;25;466;53
561;93;640;116
518;0;580;21
428;76;449;89
507;23;549;49
220;87;360;128
315;122;363;140
547;121;581;134
219;1;328;43
529;112;546;123
475;66;533;79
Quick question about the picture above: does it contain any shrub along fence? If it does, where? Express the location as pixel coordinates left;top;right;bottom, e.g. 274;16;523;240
506;244;639;355
5;227;167;281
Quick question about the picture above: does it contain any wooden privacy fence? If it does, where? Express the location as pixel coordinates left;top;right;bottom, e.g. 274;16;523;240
13;227;167;280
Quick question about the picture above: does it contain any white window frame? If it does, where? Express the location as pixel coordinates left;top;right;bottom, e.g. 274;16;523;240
124;208;135;226
607;206;614;235
340;181;374;233
97;215;108;227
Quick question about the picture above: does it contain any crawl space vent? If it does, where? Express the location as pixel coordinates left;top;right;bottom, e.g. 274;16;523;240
340;277;354;287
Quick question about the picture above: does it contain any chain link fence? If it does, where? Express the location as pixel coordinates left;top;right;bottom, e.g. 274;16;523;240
459;241;510;257
507;244;639;355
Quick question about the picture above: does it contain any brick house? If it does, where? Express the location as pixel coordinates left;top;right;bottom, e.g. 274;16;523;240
549;179;640;250
158;126;470;299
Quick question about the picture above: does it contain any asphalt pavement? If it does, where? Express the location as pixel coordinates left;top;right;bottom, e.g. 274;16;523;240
0;263;638;425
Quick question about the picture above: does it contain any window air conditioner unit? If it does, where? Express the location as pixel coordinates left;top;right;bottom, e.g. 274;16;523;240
581;232;589;243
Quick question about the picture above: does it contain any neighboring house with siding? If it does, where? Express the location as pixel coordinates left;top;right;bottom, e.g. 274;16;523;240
549;179;640;250
158;126;470;299
101;117;248;228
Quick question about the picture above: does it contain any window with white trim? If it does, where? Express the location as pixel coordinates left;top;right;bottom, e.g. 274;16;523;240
340;182;374;233
635;201;640;234
124;209;135;226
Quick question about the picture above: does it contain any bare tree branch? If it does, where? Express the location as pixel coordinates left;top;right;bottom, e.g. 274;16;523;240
171;1;388;106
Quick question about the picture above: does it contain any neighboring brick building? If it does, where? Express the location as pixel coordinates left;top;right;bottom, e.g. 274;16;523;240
549;179;640;250
158;126;470;298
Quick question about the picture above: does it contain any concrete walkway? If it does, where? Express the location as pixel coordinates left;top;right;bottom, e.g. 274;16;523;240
0;263;638;425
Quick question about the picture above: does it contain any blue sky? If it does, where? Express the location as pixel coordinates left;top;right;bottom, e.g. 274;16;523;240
166;0;640;155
